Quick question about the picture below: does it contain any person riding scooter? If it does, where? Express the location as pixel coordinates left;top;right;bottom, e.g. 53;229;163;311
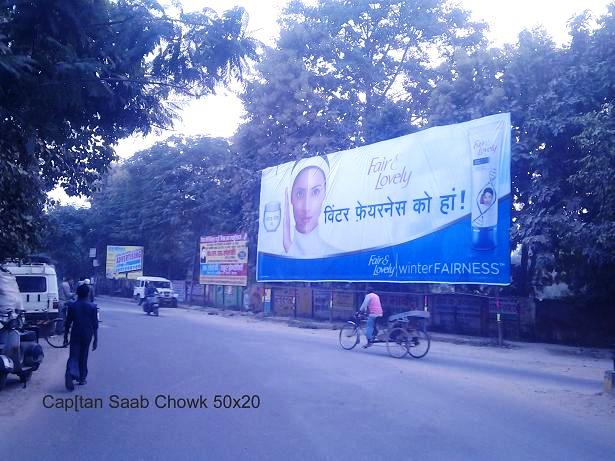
143;282;160;316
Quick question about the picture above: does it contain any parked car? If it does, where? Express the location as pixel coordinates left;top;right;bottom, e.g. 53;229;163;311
4;262;60;321
133;276;178;308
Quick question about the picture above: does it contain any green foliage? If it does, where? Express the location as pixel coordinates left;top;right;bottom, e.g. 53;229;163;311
277;0;486;144
40;206;95;280
425;6;615;299
0;0;258;260
86;137;242;279
0;161;45;260
234;0;486;257
23;1;615;306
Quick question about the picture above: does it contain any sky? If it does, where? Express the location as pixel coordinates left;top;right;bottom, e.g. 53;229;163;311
51;0;612;206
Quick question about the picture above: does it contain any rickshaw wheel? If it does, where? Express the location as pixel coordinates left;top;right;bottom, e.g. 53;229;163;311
386;327;409;358
407;329;430;358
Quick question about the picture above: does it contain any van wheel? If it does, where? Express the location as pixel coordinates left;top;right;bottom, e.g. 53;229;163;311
171;299;177;308
0;372;7;391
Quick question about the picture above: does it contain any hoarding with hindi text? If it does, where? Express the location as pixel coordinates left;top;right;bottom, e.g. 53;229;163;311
257;113;511;284
199;234;248;286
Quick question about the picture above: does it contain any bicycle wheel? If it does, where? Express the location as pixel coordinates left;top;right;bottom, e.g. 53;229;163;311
45;318;67;348
386;327;409;359
339;323;359;350
407;329;430;358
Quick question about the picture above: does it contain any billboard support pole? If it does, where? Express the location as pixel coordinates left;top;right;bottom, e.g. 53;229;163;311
496;296;503;347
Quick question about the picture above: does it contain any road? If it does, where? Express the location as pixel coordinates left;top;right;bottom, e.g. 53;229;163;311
1;297;614;460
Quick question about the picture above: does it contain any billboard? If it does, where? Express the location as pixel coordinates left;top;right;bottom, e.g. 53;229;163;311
105;245;144;279
257;113;511;284
199;234;248;286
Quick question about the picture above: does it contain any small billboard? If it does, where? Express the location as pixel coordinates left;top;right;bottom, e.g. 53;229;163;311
199;234;248;286
106;245;144;279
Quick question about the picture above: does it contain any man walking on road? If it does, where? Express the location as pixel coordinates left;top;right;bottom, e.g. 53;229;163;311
63;284;99;391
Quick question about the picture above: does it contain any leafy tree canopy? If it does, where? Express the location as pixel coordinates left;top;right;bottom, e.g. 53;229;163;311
0;0;258;260
25;1;615;305
83;136;242;279
233;0;486;243
425;6;615;299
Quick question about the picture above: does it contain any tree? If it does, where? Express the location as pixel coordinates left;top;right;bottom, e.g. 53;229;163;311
0;0;258;260
424;32;560;295
424;5;615;300
87;136;242;279
234;0;487;257
39;206;95;280
278;0;486;144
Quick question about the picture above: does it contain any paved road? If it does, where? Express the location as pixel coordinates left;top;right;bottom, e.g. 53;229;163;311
1;297;613;460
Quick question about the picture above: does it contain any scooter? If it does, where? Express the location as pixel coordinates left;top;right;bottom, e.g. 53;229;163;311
142;291;160;317
0;308;44;390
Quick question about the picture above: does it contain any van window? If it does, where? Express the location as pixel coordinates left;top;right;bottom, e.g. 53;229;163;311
151;281;171;289
15;276;47;293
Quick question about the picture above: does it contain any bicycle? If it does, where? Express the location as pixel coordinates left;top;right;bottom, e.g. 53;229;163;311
39;315;68;348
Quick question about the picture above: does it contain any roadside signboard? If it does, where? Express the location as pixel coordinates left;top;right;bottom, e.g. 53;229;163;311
105;245;144;279
199;234;248;286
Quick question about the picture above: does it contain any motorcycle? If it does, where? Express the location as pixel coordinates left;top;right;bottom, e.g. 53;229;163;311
0;308;44;390
142;290;160;317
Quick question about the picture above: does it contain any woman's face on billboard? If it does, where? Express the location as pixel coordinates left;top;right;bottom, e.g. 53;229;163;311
480;189;494;206
291;166;326;234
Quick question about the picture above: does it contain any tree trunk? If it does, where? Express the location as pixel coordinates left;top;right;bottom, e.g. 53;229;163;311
520;244;529;295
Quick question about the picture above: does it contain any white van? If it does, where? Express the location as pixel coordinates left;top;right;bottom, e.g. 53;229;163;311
4;262;60;320
133;276;178;308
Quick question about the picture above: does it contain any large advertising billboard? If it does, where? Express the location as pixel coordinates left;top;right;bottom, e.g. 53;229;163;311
105;245;144;279
257;113;511;284
199;234;248;286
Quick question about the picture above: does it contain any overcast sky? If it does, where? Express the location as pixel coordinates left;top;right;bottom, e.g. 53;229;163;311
52;0;611;205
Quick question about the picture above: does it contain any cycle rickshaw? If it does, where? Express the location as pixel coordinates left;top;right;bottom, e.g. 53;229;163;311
338;310;431;359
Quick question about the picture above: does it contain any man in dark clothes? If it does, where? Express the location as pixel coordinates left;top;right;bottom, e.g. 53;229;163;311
63;284;98;391
143;282;158;313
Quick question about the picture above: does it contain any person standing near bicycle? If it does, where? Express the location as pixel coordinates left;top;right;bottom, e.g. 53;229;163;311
59;277;73;320
359;287;383;348
60;277;72;301
63;284;98;391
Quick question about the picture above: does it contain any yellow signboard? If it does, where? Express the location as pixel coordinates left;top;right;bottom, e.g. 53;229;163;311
106;245;144;279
